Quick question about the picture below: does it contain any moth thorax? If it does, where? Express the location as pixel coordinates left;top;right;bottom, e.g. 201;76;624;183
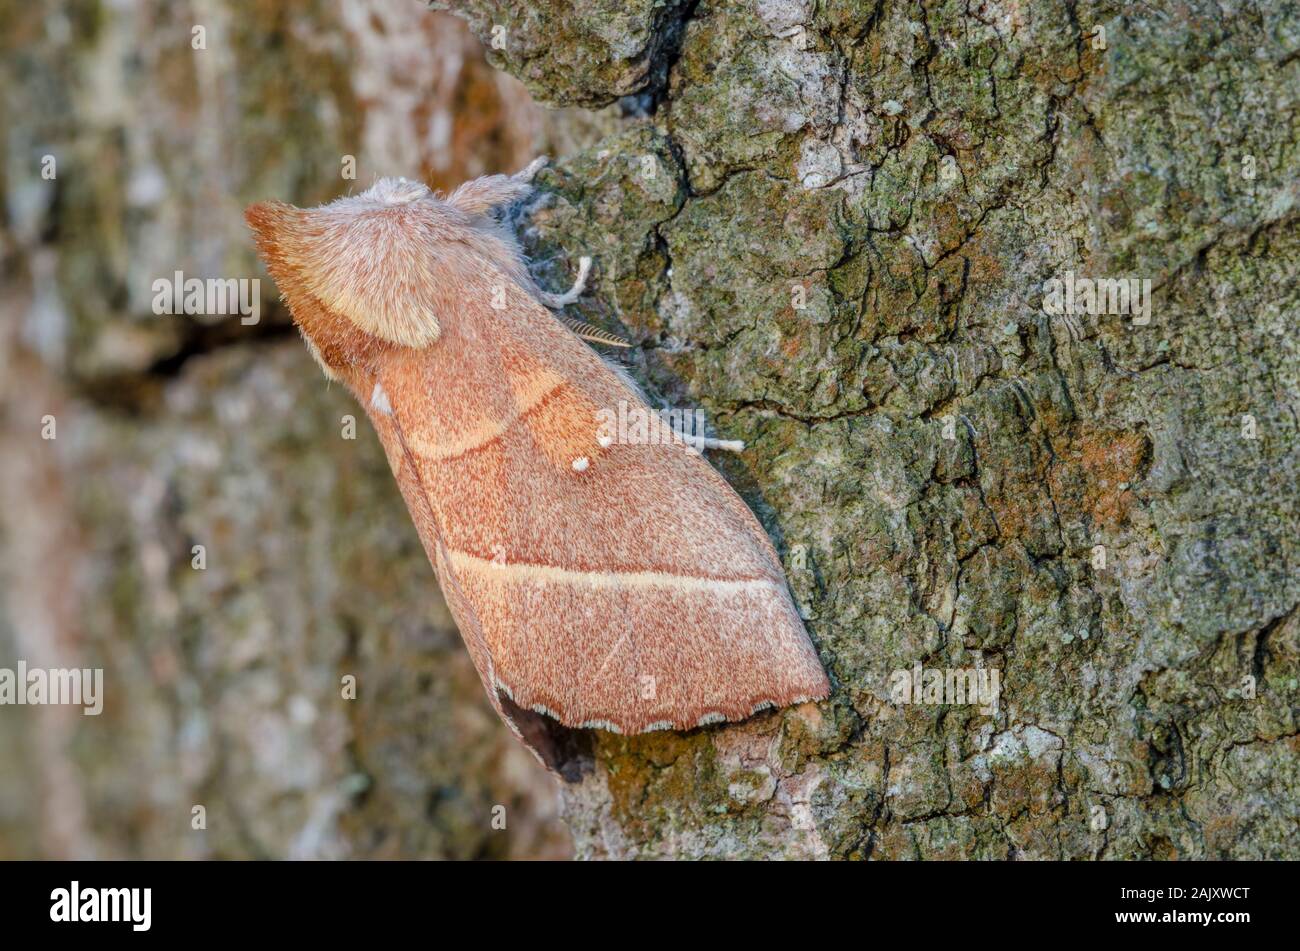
363;178;432;205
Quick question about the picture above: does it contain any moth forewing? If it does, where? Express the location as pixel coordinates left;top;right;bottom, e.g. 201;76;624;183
246;170;829;771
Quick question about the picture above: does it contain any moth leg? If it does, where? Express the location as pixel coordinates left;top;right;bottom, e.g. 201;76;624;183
652;398;745;453
678;433;746;453
536;255;591;309
659;418;746;453
512;158;597;312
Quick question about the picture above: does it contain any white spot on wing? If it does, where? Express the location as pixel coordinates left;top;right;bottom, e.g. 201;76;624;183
571;456;589;472
370;382;392;415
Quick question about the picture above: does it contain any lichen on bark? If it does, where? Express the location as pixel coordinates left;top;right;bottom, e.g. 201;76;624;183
1;0;1296;861
0;2;573;860
470;0;1300;858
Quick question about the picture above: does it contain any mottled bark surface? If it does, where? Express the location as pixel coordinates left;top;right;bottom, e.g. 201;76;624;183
441;0;1300;858
0;1;583;860
1;0;1297;861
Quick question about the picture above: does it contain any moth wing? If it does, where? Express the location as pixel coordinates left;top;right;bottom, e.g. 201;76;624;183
364;262;828;758
365;404;581;771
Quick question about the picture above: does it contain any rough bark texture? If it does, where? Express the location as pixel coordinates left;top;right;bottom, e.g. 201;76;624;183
2;0;1297;861
0;1;590;860
441;0;1300;859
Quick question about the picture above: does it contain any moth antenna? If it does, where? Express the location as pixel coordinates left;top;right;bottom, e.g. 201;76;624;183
537;255;592;309
561;317;631;348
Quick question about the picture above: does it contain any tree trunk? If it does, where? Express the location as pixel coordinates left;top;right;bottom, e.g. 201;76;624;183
441;0;1300;859
0;1;582;861
1;0;1296;860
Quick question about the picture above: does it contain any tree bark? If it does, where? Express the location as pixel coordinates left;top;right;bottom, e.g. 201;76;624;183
441;0;1300;859
1;0;1296;861
0;1;580;860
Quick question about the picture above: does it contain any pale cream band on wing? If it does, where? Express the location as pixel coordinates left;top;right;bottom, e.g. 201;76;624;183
447;549;782;596
405;368;566;462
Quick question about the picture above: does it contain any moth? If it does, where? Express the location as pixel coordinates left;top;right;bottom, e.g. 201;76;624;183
245;160;829;773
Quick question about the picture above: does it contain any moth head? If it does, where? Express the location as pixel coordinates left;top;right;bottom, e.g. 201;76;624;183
246;178;456;380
